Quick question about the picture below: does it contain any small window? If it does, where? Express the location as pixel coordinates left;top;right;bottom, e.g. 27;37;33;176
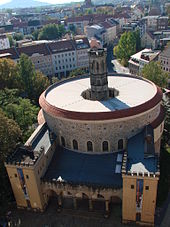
73;139;78;150
145;186;149;190
87;141;93;152
102;141;108;152
26;175;29;179
131;185;134;189
61;136;65;147
14;174;17;178
118;139;123;150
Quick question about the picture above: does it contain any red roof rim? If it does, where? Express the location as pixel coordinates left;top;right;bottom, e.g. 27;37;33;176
39;77;163;121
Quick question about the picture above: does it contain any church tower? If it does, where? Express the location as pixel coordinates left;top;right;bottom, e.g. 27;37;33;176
89;48;109;101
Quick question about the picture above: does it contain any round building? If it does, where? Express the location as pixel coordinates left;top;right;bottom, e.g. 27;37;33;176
39;49;163;154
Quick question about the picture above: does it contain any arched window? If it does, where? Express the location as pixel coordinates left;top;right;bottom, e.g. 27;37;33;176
118;139;123;150
87;141;93;152
73;139;78;150
92;60;95;70
102;141;109;152
96;62;99;71
61;136;65;147
102;60;105;71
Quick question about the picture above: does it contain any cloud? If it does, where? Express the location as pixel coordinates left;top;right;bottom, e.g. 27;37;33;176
0;0;11;5
35;0;83;4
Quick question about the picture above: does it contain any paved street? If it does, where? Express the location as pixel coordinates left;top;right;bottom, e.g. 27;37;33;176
106;44;129;75
7;200;134;227
111;59;130;75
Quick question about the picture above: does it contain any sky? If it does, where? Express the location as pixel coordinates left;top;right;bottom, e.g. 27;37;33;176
0;0;82;5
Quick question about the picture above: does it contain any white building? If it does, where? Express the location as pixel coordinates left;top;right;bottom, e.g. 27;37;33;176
49;40;77;78
0;35;10;50
0;38;90;78
129;49;160;75
75;38;90;70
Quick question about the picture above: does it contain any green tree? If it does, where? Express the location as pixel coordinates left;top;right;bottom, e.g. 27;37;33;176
114;31;139;66
7;35;15;47
0;89;39;142
17;54;36;98
134;29;141;52
0;109;22;213
0;58;21;89
68;24;76;35
32;29;40;40
13;33;24;41
58;24;66;37
31;71;50;104
141;61;168;88
69;68;85;77
38;24;60;40
17;54;50;103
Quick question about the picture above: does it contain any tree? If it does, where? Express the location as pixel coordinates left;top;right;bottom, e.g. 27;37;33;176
0;109;22;213
31;71;50;104
0;58;21;89
7;35;15;47
38;24;63;40
141;61;168;88
13;33;24;41
69;68;85;77
0;89;39;142
68;24;76;35
134;29;141;52
17;54;36;98
32;29;40;40
0;108;22;160
17;54;50;103
114;31;137;66
114;31;140;66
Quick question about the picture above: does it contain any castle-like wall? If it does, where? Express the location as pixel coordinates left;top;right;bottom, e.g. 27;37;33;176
42;103;161;153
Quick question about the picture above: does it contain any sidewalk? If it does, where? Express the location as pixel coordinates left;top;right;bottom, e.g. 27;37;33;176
111;59;129;74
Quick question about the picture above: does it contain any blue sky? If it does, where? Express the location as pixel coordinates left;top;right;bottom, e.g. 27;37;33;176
0;0;82;5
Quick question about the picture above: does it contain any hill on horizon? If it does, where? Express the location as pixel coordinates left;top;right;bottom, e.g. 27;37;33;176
0;0;52;9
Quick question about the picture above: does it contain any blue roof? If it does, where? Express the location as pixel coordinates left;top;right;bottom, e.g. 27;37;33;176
43;149;123;188
127;128;158;173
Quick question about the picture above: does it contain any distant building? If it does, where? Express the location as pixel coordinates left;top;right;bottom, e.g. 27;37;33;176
142;16;168;32
85;18;119;45
0;37;90;78
66;14;113;35
129;48;160;75
0;34;10;50
141;30;170;50
159;45;170;74
141;30;156;49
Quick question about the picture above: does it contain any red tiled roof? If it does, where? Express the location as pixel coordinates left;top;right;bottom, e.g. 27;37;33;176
42;19;59;26
17;43;50;57
113;12;131;19
48;39;75;53
66;14;112;24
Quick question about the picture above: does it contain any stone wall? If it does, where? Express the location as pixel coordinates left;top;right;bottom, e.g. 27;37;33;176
43;103;161;153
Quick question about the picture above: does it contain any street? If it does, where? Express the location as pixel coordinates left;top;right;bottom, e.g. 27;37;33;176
106;44;129;75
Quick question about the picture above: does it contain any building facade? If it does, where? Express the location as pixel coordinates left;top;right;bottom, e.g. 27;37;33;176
159;45;170;73
5;48;164;226
129;48;160;75
0;37;90;77
0;34;10;50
